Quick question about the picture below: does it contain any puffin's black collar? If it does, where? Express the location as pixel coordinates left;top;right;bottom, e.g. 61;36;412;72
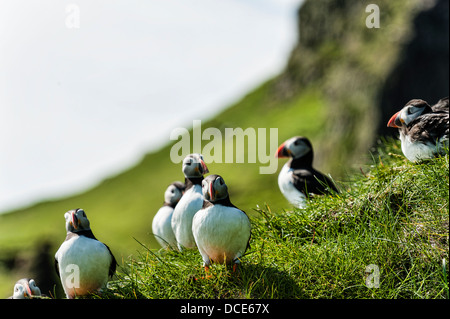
288;153;313;169
202;196;237;209
65;229;97;241
185;177;203;190
163;202;177;209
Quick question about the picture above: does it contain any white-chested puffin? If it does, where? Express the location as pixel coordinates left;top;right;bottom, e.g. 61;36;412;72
387;98;449;162
275;136;338;208
8;278;42;299
171;154;209;251
152;181;186;249
54;208;117;299
192;174;251;275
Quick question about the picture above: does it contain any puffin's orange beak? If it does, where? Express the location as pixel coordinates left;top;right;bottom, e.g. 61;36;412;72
209;182;214;202
71;212;79;230
24;283;32;298
200;160;209;174
275;143;289;158
387;111;402;128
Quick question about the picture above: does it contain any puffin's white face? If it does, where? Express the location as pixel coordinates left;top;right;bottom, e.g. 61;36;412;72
388;99;430;128
276;136;312;159
399;104;427;126
182;153;209;178
202;175;228;202
64;208;90;232
164;183;184;205
13;279;41;299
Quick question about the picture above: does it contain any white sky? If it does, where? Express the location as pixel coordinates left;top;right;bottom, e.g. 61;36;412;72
0;0;303;213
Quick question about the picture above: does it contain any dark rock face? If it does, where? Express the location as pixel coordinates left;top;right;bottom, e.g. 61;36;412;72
379;0;449;136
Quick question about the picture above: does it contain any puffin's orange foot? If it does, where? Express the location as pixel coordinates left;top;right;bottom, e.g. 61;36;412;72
203;265;212;279
193;266;212;281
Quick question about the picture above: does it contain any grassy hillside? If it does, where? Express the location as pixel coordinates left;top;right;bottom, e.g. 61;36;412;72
100;140;449;299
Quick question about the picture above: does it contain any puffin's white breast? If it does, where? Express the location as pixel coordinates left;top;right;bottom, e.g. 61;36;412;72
152;206;177;249
55;236;112;298
400;132;445;162
192;204;251;265
278;163;307;209
171;184;203;249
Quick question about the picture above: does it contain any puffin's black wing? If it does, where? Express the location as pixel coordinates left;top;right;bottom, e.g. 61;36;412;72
54;258;60;278
408;112;449;145
103;243;117;278
291;168;338;195
432;97;449;113
240;209;252;252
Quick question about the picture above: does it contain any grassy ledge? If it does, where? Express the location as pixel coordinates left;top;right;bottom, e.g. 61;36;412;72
99;139;448;299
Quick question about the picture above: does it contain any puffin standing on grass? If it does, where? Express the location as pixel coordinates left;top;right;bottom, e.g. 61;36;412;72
192;174;251;274
8;278;42;299
387;98;449;162
152;181;185;249
171;154;209;251
275;136;338;208
55;208;117;299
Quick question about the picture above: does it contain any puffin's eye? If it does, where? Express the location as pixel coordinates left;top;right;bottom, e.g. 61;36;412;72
408;106;422;115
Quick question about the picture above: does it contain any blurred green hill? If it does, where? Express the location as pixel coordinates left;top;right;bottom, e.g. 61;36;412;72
0;0;448;298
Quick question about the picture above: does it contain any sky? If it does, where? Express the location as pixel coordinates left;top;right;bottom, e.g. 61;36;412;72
0;0;304;213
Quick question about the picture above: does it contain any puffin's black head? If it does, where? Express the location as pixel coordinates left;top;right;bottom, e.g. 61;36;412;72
64;208;90;233
275;136;313;159
164;181;185;206
387;99;432;128
182;153;209;178
202;174;228;203
12;278;41;299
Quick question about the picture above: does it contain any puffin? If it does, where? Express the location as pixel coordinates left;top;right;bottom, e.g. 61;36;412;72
192;174;251;274
152;181;186;249
54;208;117;299
8;278;42;299
275;136;338;208
387;98;449;162
171;153;209;251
